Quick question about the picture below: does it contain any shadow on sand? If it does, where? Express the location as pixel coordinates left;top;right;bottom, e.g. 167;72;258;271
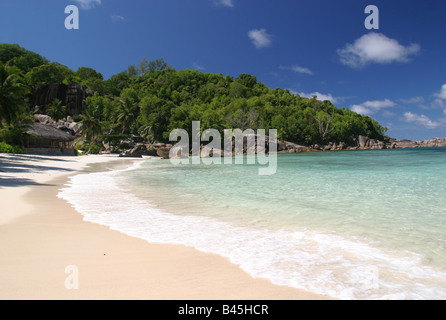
0;154;75;188
0;176;57;188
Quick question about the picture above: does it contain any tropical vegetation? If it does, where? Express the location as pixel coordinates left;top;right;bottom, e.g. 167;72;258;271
0;43;388;154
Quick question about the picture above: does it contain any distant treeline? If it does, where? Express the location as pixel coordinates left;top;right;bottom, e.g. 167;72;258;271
0;43;388;149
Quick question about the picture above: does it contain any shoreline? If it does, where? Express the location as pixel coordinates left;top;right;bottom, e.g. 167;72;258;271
0;154;332;300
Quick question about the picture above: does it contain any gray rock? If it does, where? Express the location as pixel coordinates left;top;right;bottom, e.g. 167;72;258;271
377;141;387;150
119;147;143;158
156;147;171;159
339;142;347;150
32;83;89;118
119;139;135;150
359;136;369;148
278;141;287;151
34;114;53;125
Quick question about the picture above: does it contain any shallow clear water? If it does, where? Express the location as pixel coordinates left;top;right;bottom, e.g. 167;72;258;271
59;148;446;300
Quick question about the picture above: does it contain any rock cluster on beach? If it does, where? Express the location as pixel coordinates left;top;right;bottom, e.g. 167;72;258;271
117;141;166;158
150;136;446;159
277;136;446;154
33;114;82;136
388;137;446;149
31;115;446;159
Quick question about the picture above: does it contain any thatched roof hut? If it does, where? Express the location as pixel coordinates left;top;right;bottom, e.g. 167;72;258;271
26;123;75;149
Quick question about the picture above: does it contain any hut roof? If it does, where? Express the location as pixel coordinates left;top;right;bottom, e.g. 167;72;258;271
27;123;75;142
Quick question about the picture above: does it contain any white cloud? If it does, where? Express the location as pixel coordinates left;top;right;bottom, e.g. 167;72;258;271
351;99;395;115
420;98;446;110
248;29;273;49
351;104;373;115
73;0;101;10
111;15;126;22
280;65;314;75
435;84;446;100
417;85;446;111
338;33;420;68
215;0;234;7
404;112;442;129
298;92;338;103
400;97;424;104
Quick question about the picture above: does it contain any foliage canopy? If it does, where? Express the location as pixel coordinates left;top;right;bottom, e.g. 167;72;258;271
0;43;388;150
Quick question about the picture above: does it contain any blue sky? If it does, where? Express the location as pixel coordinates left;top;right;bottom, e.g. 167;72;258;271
1;0;445;140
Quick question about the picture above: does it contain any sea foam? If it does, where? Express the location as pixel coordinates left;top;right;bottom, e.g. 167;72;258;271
58;162;446;300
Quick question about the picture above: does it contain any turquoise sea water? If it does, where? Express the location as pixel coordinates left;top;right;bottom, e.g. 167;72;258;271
59;148;446;300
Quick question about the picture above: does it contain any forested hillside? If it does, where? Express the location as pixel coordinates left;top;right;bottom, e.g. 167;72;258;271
0;44;388;152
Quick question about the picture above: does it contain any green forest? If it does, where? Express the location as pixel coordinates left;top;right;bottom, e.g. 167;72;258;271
0;43;388;154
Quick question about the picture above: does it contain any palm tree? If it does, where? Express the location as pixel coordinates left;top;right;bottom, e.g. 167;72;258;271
79;109;102;153
115;98;138;134
139;124;154;143
0;113;33;147
46;98;67;122
0;62;27;127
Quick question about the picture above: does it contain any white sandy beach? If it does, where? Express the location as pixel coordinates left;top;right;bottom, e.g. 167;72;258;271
0;153;331;300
